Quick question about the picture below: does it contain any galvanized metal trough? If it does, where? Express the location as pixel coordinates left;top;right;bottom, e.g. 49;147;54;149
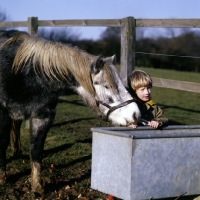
91;125;200;200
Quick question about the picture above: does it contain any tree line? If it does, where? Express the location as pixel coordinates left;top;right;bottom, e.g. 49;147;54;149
39;27;200;72
135;28;200;72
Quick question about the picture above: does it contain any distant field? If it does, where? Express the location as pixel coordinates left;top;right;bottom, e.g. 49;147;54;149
135;67;200;125
136;67;200;83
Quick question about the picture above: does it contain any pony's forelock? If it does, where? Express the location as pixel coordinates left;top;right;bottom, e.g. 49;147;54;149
100;63;120;98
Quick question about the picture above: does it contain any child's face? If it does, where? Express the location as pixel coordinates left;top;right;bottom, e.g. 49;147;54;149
135;86;151;102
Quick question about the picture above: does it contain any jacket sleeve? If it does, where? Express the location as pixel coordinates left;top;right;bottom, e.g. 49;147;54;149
153;105;168;126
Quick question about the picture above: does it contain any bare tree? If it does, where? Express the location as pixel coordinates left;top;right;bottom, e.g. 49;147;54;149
100;27;121;41
99;27;121;62
38;27;81;44
0;7;8;22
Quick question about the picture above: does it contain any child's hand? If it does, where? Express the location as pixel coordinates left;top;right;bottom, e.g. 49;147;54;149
128;124;137;129
149;120;159;128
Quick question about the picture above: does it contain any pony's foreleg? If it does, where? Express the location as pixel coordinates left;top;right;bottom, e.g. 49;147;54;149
30;116;54;195
0;110;11;184
10;120;22;157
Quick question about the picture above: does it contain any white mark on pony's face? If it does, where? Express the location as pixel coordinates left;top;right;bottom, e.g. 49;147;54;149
93;70;118;105
91;60;141;126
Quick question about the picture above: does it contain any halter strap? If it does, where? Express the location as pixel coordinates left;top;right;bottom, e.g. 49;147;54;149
98;99;135;120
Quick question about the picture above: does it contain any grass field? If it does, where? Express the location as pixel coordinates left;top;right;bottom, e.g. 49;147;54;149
1;67;200;199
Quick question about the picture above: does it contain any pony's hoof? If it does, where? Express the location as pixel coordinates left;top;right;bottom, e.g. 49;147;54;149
0;169;6;184
31;182;44;196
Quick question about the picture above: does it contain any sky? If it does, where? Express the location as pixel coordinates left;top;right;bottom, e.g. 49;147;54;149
1;0;200;40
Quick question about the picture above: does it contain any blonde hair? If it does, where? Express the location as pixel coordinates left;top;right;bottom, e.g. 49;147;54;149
128;70;152;91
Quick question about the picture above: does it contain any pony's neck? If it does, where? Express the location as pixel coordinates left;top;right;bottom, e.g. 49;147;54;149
76;85;102;116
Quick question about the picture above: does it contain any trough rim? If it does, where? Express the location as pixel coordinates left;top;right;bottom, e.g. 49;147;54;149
91;125;200;139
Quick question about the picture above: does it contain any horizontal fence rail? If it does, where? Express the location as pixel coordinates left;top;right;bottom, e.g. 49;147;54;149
136;19;200;28
0;19;123;28
1;18;200;28
152;77;200;93
0;17;200;92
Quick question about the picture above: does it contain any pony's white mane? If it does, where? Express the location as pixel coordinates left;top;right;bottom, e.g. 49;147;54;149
5;33;98;96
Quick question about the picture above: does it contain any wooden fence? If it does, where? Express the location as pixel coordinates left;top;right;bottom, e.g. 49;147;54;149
1;16;200;92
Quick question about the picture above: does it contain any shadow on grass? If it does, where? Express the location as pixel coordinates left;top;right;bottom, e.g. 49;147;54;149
43;137;92;158
45;169;92;195
7;153;30;163
159;103;200;125
58;98;85;107
55;153;91;170
51;117;94;128
44;154;92;194
6;168;31;184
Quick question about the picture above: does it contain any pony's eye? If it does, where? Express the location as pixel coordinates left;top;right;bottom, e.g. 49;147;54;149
104;85;108;89
94;81;99;85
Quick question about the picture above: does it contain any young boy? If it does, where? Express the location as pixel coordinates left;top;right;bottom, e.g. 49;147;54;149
128;70;168;129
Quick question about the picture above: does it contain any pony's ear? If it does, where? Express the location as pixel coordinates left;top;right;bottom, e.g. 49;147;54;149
96;55;104;68
103;55;117;64
91;55;104;74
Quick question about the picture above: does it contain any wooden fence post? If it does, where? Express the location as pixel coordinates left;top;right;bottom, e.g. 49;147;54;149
28;17;38;36
120;17;136;87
